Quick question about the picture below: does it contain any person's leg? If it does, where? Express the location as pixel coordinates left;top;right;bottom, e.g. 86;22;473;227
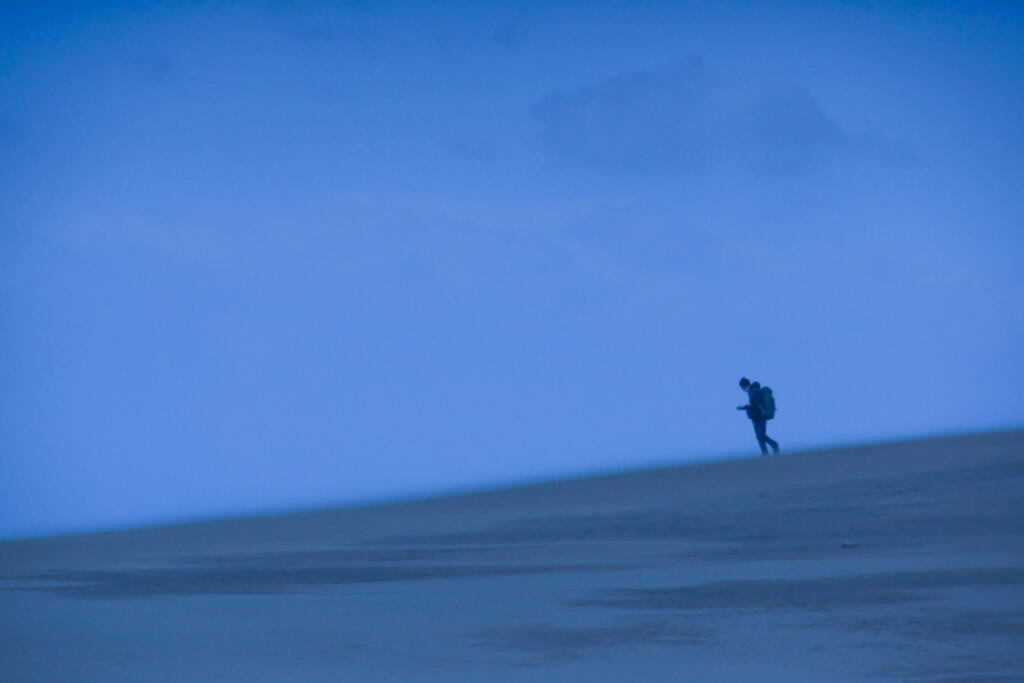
753;419;769;455
764;428;780;454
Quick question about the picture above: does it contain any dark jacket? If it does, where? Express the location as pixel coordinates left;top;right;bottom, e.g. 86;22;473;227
745;385;764;420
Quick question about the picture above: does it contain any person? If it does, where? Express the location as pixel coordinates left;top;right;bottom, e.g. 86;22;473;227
737;377;780;455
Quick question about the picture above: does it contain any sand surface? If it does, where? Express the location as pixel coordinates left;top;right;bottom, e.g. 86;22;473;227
2;431;1023;682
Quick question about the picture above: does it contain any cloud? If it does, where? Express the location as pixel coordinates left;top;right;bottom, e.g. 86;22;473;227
259;0;375;48
53;199;239;267
493;17;525;50
130;50;173;83
532;57;851;176
0;114;18;143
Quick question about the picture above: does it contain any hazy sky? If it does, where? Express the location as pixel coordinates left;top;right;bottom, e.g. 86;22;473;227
3;1;1022;539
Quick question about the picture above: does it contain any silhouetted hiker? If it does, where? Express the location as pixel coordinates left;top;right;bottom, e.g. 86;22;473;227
737;377;780;455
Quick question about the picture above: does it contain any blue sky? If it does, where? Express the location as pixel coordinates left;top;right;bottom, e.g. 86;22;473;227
2;1;1022;538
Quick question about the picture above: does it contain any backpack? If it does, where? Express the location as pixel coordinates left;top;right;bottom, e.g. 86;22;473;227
759;386;776;420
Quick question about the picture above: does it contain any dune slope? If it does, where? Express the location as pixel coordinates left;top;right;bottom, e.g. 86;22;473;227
1;431;1022;682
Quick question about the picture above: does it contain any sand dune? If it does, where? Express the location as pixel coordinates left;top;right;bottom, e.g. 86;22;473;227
2;431;1022;682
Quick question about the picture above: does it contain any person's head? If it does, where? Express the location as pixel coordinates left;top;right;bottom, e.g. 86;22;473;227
739;377;751;390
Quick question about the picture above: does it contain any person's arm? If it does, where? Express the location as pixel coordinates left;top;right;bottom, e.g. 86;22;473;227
738;388;751;411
